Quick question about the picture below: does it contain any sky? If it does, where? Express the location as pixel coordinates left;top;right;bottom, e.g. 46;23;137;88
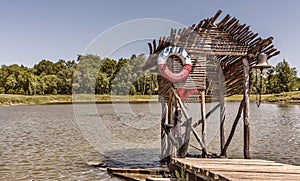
0;0;299;74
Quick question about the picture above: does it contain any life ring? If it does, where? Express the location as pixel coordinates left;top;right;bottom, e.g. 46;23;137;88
157;46;192;82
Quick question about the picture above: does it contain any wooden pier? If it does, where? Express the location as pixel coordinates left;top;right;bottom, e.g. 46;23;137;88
106;9;298;181
171;158;300;180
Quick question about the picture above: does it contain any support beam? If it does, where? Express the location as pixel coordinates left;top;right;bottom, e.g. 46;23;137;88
220;98;245;156
171;88;192;158
160;101;168;161
167;92;175;158
200;91;207;158
171;88;207;153
193;103;220;128
162;123;180;150
218;66;226;155
192;127;206;152
243;58;251;159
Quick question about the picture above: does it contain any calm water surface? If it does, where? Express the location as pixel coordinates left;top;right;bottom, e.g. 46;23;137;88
0;102;299;180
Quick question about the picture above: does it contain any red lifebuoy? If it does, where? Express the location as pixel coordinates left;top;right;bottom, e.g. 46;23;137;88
157;46;192;82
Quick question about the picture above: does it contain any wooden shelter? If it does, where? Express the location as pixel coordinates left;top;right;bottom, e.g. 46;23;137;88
142;10;280;163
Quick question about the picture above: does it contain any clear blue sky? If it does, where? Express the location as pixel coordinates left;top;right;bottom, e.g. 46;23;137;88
0;0;299;74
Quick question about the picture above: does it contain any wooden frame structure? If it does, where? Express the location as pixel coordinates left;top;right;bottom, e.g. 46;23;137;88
142;10;279;163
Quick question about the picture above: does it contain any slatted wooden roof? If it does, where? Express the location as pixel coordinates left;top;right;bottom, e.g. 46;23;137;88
143;10;280;96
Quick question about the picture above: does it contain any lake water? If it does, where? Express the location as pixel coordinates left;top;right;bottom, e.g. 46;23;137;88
0;102;299;180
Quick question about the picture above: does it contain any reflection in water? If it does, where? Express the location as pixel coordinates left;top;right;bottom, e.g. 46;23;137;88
0;102;299;180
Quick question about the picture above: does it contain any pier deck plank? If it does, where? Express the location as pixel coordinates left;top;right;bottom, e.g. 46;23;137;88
172;158;300;180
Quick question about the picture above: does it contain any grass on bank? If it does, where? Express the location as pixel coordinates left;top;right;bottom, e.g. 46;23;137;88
226;91;300;104
0;94;158;106
0;91;299;106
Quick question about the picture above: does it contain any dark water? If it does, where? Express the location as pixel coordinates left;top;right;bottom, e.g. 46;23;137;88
0;102;299;180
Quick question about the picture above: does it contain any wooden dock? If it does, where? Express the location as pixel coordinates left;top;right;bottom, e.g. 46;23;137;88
171;158;300;180
107;167;169;181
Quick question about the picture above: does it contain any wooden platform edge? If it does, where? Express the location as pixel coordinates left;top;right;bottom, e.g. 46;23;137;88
107;167;170;181
171;157;300;181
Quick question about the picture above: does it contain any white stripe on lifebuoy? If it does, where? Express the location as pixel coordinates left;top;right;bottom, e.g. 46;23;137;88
157;46;192;83
157;46;192;65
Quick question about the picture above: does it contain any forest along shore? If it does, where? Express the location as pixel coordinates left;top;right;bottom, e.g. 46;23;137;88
0;91;299;106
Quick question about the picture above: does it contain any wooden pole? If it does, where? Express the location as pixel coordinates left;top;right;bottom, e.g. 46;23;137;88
243;58;251;159
167;92;175;158
221;98;245;156
200;91;207;157
192;127;206;151
160;101;168;162
171;88;207;154
162;124;180;150
193;103;220;128
171;88;192;158
218;66;226;156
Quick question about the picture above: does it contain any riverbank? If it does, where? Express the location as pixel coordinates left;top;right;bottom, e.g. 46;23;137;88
0;91;299;106
0;94;158;106
225;91;300;104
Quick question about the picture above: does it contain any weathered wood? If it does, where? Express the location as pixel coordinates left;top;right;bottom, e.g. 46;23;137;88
217;14;231;28
227;20;240;34
171;88;192;157
178;118;192;157
239;31;254;42
150;11;281;160
200;91;207;158
147;42;153;54
243;58;250;159
264;47;277;56
108;167;169;181
172;158;300;181
268;50;280;59
235;26;250;40
221;98;245;156
231;23;246;36
193;103;220;128
191;126;206;152
153;39;157;51
146;178;170;181
160;102;168;161
171;88;189;120
162;123;179;150
224;18;238;31
210;9;222;24
219;66;226;155
244;32;258;44
166;92;175;158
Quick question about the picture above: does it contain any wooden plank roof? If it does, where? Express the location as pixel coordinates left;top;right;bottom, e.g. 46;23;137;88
143;10;280;96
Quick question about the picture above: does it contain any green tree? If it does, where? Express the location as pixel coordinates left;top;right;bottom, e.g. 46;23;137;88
275;59;298;92
43;75;60;94
34;59;55;75
263;59;298;93
0;53;159;96
96;72;110;94
73;54;102;94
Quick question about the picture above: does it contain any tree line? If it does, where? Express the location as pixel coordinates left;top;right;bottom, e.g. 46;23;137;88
0;54;298;96
252;59;299;94
0;54;158;95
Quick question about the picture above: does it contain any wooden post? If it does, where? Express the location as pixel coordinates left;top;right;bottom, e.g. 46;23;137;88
200;91;207;157
160;100;168;162
243;58;251;159
171;88;192;158
218;66;226;156
193;103;220;128
221;98;245;156
166;92;175;158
